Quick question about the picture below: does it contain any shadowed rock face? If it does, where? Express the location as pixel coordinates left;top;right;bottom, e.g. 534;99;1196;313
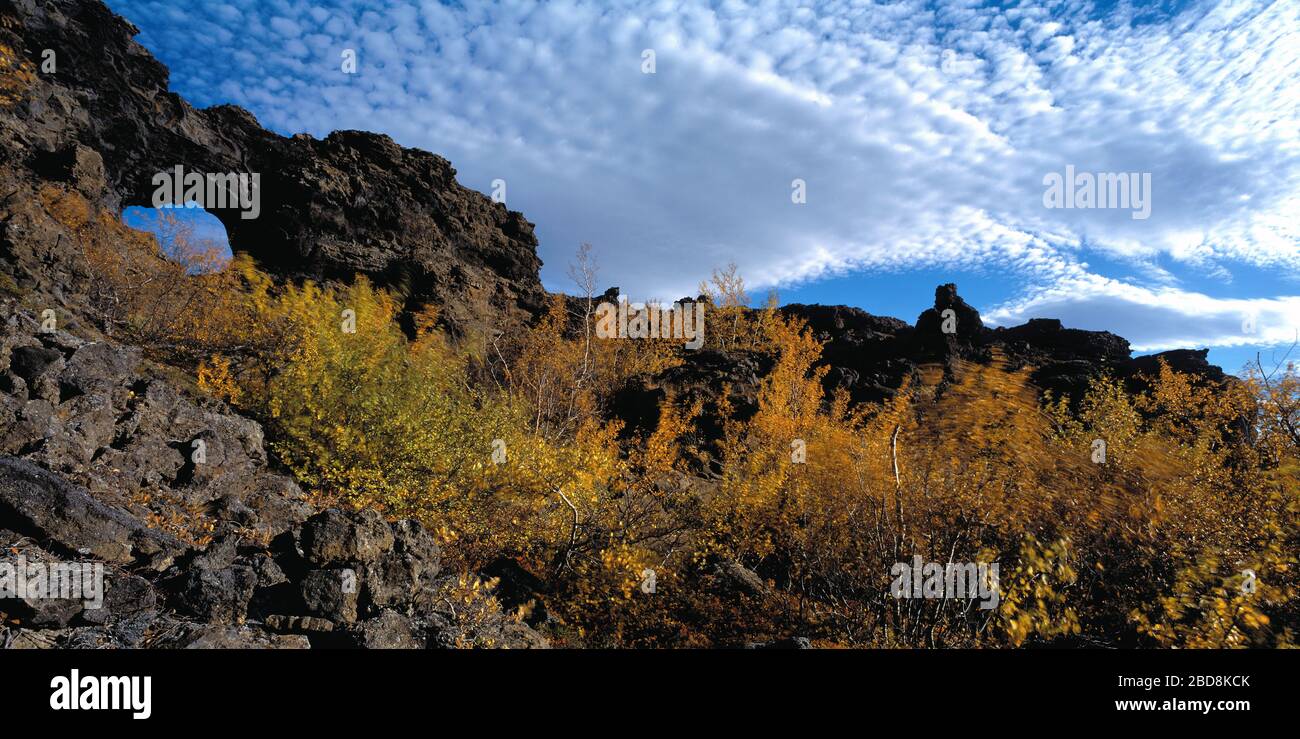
0;0;546;336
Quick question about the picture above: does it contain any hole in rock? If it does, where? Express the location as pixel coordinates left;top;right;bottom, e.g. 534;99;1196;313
122;204;233;273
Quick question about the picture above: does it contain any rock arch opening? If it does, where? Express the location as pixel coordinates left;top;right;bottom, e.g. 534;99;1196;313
122;204;233;272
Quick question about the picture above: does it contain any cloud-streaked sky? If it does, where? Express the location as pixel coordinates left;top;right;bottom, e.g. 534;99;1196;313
108;0;1299;372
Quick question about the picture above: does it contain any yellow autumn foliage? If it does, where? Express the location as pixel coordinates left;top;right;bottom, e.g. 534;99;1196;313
93;222;1299;647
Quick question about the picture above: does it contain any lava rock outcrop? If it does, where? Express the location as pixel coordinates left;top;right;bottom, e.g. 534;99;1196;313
0;300;546;649
0;0;545;337
779;283;1221;406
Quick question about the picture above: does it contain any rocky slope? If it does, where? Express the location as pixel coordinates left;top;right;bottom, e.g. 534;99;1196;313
0;0;551;648
0;301;545;648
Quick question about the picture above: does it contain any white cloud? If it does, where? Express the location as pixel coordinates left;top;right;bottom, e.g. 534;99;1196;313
985;273;1300;352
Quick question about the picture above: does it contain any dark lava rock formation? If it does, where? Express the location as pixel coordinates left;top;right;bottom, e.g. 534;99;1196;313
782;283;1227;407
0;300;546;648
1;470;546;648
0;0;546;337
610;284;1232;477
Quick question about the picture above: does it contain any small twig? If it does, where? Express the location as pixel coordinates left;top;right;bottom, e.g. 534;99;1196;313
555;487;579;572
890;424;902;489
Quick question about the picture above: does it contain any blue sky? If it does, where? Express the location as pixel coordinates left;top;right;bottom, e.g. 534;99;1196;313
108;0;1299;374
